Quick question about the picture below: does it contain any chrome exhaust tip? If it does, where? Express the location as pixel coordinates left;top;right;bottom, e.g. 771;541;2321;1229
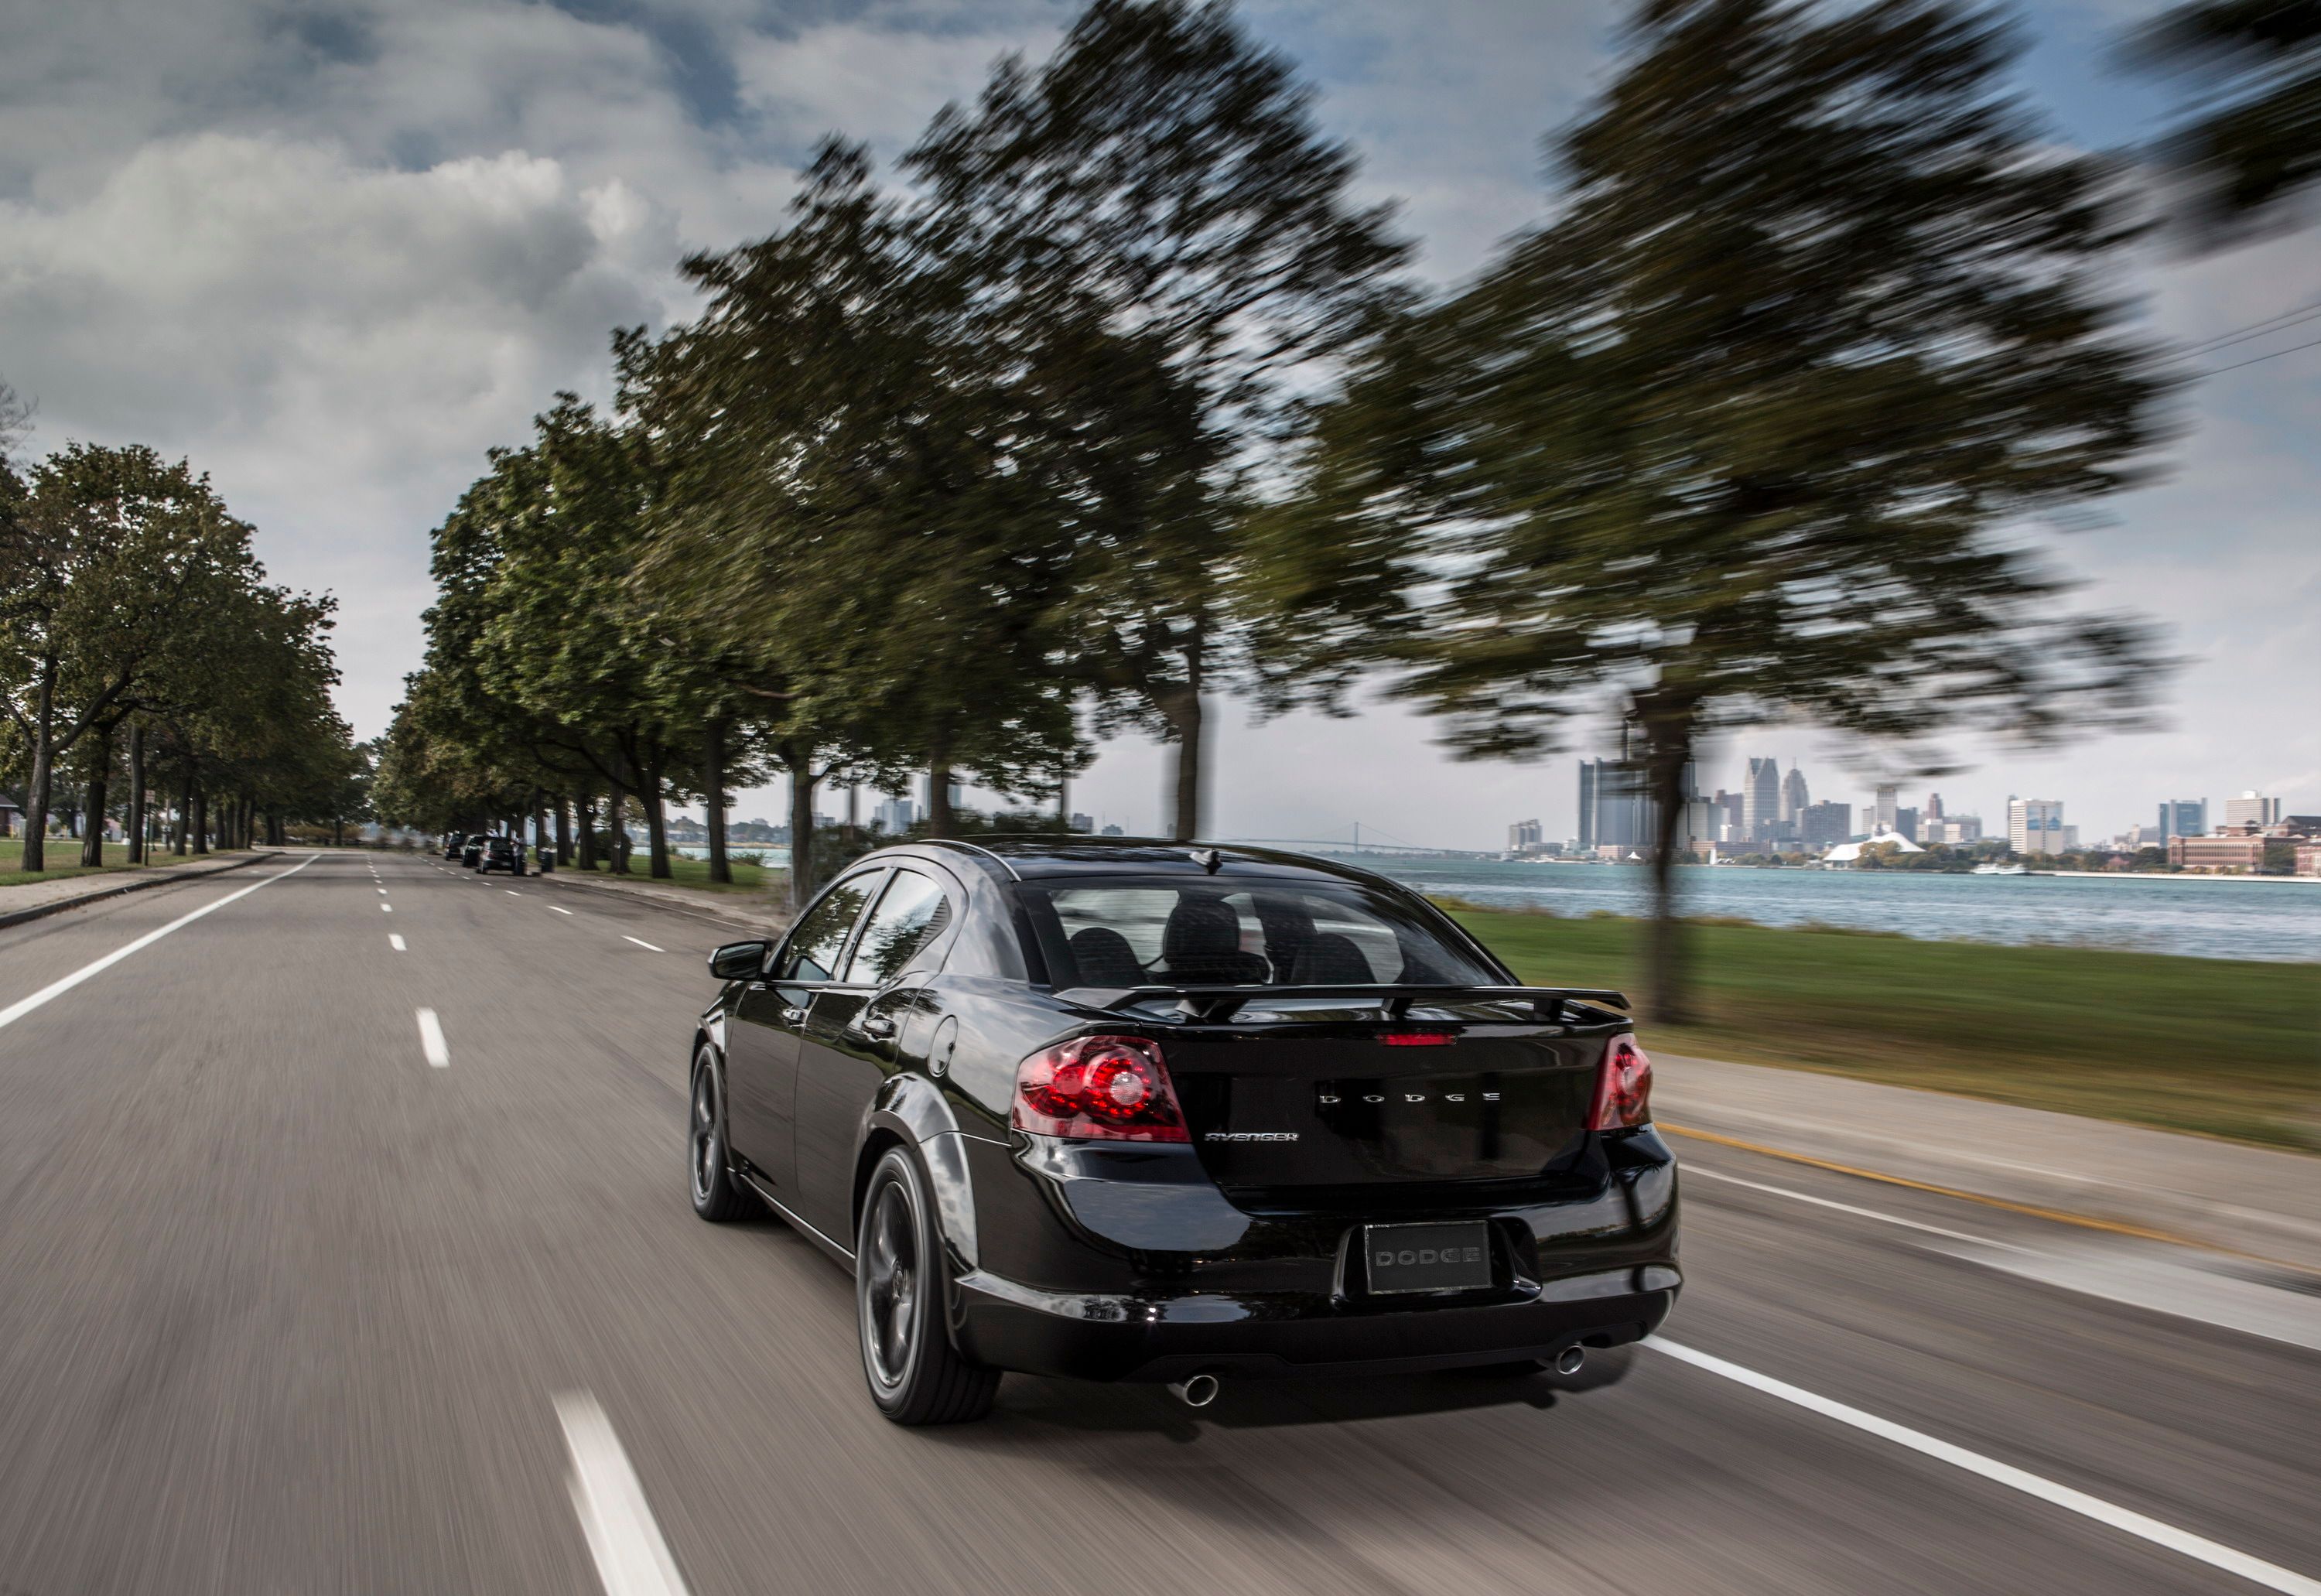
1553;1346;1587;1376
1169;1373;1221;1409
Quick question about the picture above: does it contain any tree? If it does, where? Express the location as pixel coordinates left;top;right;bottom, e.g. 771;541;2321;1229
905;0;1410;838
0;444;261;870
2124;0;2321;245
1262;0;2179;1021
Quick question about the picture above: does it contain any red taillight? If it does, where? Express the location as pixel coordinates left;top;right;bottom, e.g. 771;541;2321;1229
1012;1035;1189;1142
1588;1037;1653;1130
1380;1031;1456;1047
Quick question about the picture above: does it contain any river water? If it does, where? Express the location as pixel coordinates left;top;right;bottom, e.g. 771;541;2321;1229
1339;856;2321;964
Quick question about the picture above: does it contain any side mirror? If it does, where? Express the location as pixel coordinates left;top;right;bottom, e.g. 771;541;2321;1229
708;940;770;982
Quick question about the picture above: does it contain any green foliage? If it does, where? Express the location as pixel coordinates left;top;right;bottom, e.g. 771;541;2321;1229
2124;0;2321;245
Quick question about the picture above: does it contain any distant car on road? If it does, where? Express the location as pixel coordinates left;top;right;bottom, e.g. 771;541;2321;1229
478;836;526;876
686;838;1677;1425
460;837;485;869
443;832;466;860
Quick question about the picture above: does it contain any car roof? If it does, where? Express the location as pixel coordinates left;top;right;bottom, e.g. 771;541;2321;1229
866;836;1398;887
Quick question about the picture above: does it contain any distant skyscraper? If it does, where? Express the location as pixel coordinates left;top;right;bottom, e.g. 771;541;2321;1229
1780;764;1809;827
1875;784;1899;833
1508;818;1543;851
2224;791;2281;829
1743;758;1781;842
1895;806;1919;842
2008;798;2067;856
2157;799;2206;840
1926;791;1945;820
1800;801;1853;850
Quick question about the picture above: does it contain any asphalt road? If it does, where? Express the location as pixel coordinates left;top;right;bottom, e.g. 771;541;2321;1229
2;849;2316;1596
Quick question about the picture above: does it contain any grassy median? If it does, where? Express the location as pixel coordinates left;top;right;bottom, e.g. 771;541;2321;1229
1448;904;2321;1152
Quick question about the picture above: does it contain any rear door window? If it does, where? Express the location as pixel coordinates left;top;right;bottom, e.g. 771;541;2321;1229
777;871;884;983
841;869;954;986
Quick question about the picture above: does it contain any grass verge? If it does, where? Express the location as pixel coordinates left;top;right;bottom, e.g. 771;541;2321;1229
557;855;774;896
1447;905;2321;1152
0;840;251;890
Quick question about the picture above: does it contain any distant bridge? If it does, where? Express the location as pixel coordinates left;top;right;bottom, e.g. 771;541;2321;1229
1217;823;1497;861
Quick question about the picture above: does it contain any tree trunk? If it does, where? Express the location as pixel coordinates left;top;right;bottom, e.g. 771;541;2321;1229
20;665;56;872
80;722;114;868
703;719;731;885
555;795;573;864
928;724;955;839
173;767;193;855
608;791;631;874
128;726;147;864
639;740;671;880
192;782;209;855
576;785;598;870
1640;710;1697;1027
786;749;819;913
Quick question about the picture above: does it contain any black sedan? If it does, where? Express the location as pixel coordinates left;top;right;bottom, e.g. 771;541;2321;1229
688;839;1677;1425
442;831;466;860
477;836;525;876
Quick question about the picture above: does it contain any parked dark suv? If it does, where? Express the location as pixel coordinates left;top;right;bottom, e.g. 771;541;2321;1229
460;836;485;869
443;832;466;860
687;839;1678;1425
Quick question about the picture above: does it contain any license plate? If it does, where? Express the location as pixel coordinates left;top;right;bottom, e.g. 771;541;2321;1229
1362;1222;1492;1295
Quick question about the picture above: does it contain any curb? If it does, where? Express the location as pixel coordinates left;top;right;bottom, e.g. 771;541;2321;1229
0;850;283;932
525;867;791;938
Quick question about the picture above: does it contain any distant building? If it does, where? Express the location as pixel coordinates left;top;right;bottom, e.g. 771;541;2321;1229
2224;791;2282;830
2172;834;2264;873
2008;798;2071;856
1743;758;1781;842
0;795;19;836
1923;815;1984;846
2156;799;2206;841
1508;818;1543;852
1800;801;1853;850
2296;843;2321;878
873;796;917;835
1874;784;1899;834
1925;791;1945;820
1894;806;1919;843
1099;823;1125;837
1579;730;1701;854
1069;812;1096;835
1780;764;1810;829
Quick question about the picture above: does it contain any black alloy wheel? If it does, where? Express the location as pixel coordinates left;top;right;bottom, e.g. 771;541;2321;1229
855;1147;998;1425
688;1047;755;1222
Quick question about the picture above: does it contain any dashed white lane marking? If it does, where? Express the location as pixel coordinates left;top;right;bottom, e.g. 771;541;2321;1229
621;936;663;952
506;890;521;896
389;934;406;952
555;1391;690;1596
378;887;387;894
0;854;320;1034
551;906;574;916
415;1008;449;1068
381;904;393;913
1684;1164;2033;1253
1646;1338;2321;1596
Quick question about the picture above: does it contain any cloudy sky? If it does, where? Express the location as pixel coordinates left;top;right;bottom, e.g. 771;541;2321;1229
5;0;2315;847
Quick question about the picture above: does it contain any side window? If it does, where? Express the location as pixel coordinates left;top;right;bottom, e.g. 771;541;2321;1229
842;870;953;986
777;872;883;983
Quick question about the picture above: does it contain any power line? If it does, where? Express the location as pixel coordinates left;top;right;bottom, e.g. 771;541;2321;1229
2180;302;2321;358
2178;296;2321;356
2203;331;2321;377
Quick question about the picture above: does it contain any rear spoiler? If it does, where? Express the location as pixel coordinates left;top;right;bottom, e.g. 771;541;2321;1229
1051;983;1629;1025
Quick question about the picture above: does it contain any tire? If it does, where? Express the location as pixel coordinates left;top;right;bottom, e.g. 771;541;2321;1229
688;1048;757;1222
856;1146;999;1425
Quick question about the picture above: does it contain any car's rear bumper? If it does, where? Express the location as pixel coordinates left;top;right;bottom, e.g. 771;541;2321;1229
952;1263;1679;1382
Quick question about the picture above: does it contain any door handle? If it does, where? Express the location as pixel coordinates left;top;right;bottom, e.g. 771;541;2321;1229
781;1006;808;1025
859;1014;897;1040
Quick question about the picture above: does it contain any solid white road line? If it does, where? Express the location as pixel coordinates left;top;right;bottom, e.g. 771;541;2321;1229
555;1391;690;1596
0;853;320;1035
415;1008;449;1068
551;906;574;916
389;934;406;952
1684;1163;2033;1253
622;936;664;952
1646;1338;2321;1596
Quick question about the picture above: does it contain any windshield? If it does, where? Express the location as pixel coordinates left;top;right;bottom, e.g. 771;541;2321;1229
1017;877;1498;989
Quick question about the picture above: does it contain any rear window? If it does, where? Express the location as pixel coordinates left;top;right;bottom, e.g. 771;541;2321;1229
1019;877;1496;989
